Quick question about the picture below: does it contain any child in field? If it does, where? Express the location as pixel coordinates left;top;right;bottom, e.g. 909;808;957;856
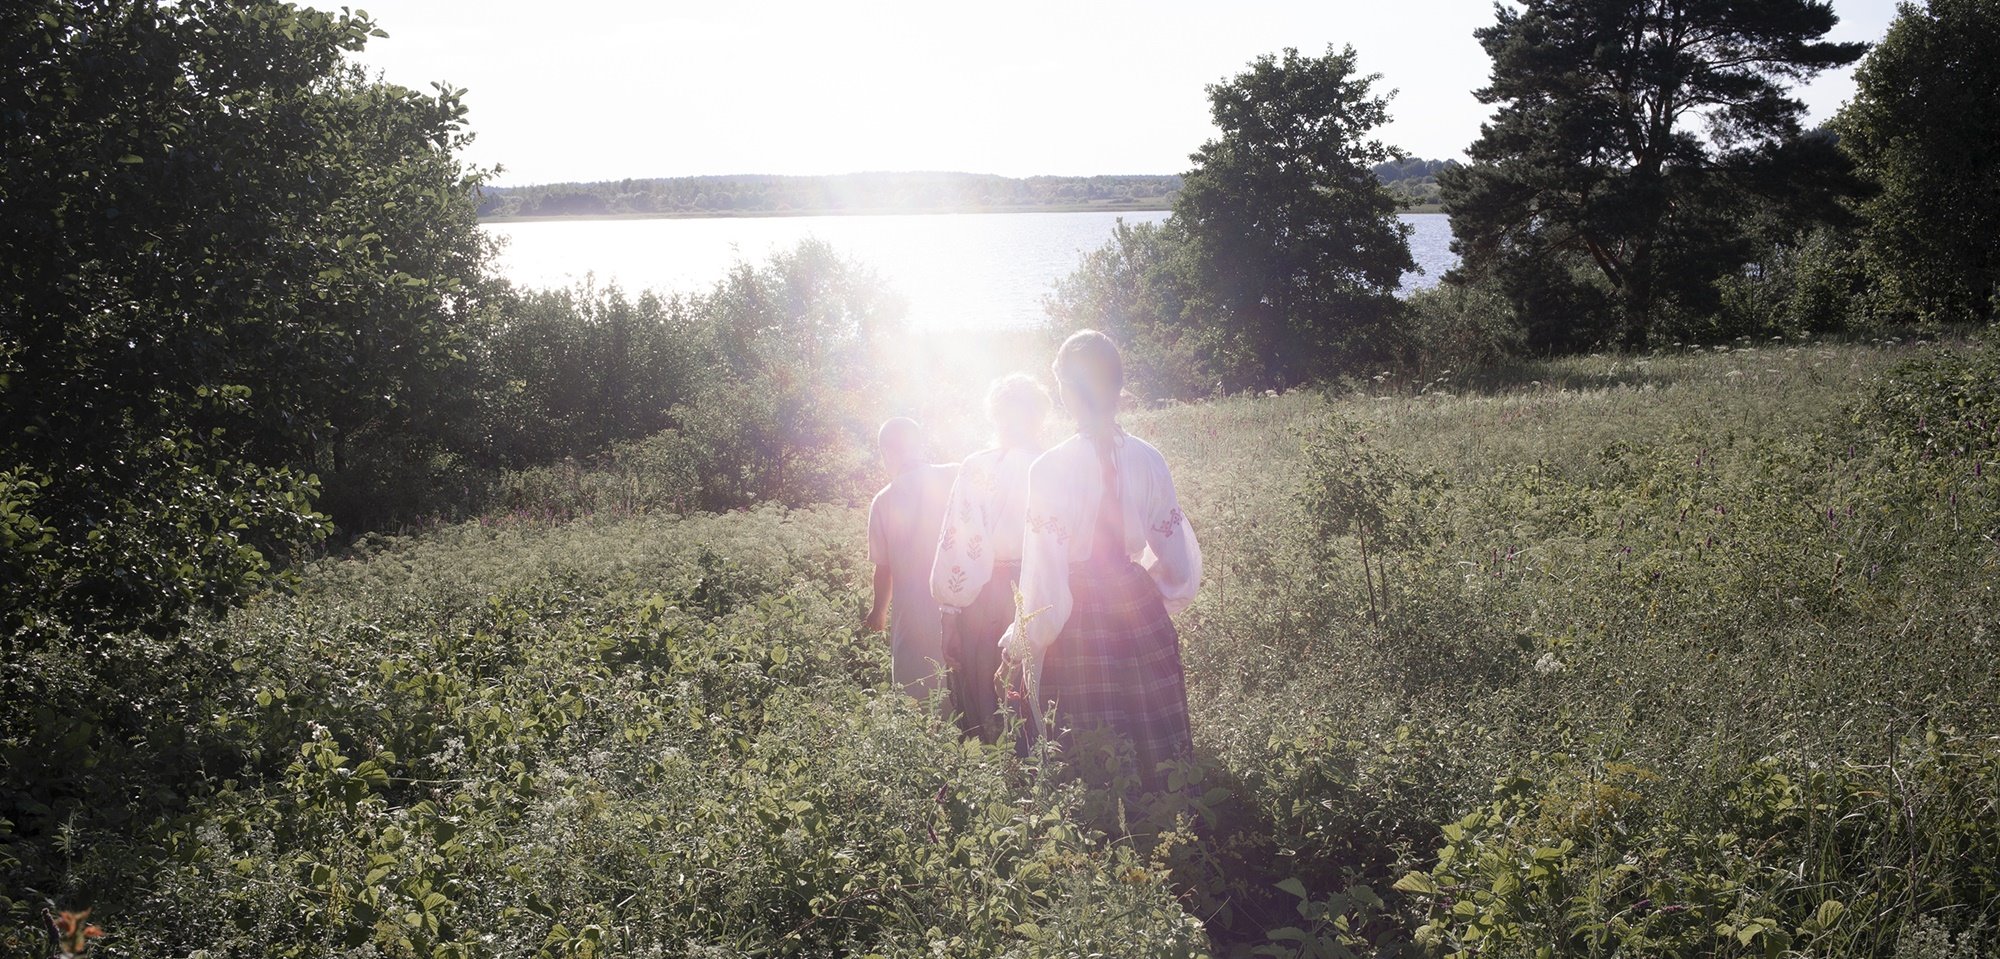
865;418;958;700
999;331;1201;787
930;374;1052;741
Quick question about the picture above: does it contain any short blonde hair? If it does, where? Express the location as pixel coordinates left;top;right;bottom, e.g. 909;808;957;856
985;372;1051;442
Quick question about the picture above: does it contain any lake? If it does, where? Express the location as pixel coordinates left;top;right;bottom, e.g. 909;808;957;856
485;211;1456;331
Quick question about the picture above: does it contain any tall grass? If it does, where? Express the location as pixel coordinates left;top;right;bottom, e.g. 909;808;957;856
6;337;1996;958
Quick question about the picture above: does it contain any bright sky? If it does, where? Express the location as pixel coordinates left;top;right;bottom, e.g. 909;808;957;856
328;0;1904;186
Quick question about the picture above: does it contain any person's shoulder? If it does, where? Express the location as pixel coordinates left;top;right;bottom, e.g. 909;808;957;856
1029;435;1089;477
953;449;996;481
1119;433;1170;469
869;482;897;510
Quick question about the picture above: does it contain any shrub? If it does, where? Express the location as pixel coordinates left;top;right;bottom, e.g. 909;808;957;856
1395;285;1525;377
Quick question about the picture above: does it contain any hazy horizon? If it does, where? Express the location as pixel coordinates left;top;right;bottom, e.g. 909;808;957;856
321;0;1900;188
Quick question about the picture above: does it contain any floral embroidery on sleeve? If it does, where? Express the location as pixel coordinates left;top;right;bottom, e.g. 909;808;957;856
1152;506;1184;539
1028;511;1070;546
966;533;984;561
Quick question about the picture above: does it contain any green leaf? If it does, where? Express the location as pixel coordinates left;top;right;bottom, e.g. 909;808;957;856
1393;872;1440;894
1275;877;1310;900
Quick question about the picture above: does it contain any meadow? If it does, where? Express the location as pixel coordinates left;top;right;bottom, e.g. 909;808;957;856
8;335;1998;958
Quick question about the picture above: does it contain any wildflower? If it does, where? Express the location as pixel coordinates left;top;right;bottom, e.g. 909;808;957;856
50;910;103;957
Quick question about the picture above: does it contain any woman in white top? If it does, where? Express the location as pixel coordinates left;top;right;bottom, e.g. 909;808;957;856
999;330;1201;785
930;374;1050;741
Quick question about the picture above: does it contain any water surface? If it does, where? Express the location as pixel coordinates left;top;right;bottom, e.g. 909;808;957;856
486;210;1456;331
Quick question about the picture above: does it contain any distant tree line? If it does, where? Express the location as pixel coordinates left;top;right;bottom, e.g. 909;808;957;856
478;165;1454;219
476;172;1184;218
1372;158;1452;208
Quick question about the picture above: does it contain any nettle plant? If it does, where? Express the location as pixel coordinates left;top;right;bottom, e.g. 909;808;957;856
1395;731;2000;959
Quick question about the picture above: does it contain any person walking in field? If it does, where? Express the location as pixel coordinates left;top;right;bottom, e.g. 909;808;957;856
999;330;1202;787
866;417;959;700
930;373;1052;742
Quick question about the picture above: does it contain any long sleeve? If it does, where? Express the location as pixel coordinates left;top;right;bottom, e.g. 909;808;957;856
1140;454;1201;613
929;463;992;610
1003;456;1075;655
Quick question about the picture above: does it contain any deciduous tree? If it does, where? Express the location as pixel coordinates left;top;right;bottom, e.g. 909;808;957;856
1174;45;1414;388
0;0;490;636
1838;0;2000;325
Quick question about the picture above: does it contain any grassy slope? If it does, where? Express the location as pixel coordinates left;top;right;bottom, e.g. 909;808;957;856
107;339;2000;957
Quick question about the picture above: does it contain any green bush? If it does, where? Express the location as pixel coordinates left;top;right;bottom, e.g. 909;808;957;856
2;509;1207;956
1399;735;2000;959
1394;285;1525;378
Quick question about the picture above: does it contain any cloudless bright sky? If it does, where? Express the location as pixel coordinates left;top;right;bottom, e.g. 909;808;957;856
324;0;1904;186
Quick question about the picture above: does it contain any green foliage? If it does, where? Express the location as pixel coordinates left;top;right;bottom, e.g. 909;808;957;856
1174;46;1414;388
1441;0;1866;350
1852;332;2000;464
1374;159;1454;211
1048;46;1414;397
1837;0;2000;325
325;239;903;530
2;509;1207;956
1401;738;2000;959
1143;337;2000;955
1394;285;1526;377
1044;220;1214;400
0;0;489;636
1713;223;1880;339
12;337;2000;956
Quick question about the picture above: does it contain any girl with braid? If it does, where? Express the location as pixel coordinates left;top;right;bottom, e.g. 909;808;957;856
998;331;1202;787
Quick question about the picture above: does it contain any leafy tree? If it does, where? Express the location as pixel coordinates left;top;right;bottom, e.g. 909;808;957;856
1173;46;1415;389
1837;0;2000;325
1045;219;1212;399
0;0;490;637
1441;0;1865;350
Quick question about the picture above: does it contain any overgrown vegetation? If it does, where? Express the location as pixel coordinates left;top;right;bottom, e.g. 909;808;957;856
10;337;1997;957
7;0;2000;955
332;241;902;532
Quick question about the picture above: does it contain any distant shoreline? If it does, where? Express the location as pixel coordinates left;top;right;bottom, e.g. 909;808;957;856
479;201;1173;224
480;201;1446;224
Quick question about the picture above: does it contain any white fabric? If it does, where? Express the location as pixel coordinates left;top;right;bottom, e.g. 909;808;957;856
929;446;1037;611
1000;432;1201;656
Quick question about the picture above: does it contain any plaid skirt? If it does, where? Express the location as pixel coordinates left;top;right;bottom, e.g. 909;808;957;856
1031;560;1192;785
945;563;1016;743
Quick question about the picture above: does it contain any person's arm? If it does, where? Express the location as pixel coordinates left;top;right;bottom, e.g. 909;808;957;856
998;456;1075;659
1140;448;1202;613
864;496;891;633
865;562;892;633
930;463;993;612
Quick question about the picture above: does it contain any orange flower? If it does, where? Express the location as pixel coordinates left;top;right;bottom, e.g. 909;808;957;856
50;909;103;956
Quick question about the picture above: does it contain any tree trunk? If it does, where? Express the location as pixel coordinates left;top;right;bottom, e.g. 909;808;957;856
1620;241;1657;352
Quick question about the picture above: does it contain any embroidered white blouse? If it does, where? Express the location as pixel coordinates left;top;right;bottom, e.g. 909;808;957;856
929;446;1038;610
1001;432;1201;655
